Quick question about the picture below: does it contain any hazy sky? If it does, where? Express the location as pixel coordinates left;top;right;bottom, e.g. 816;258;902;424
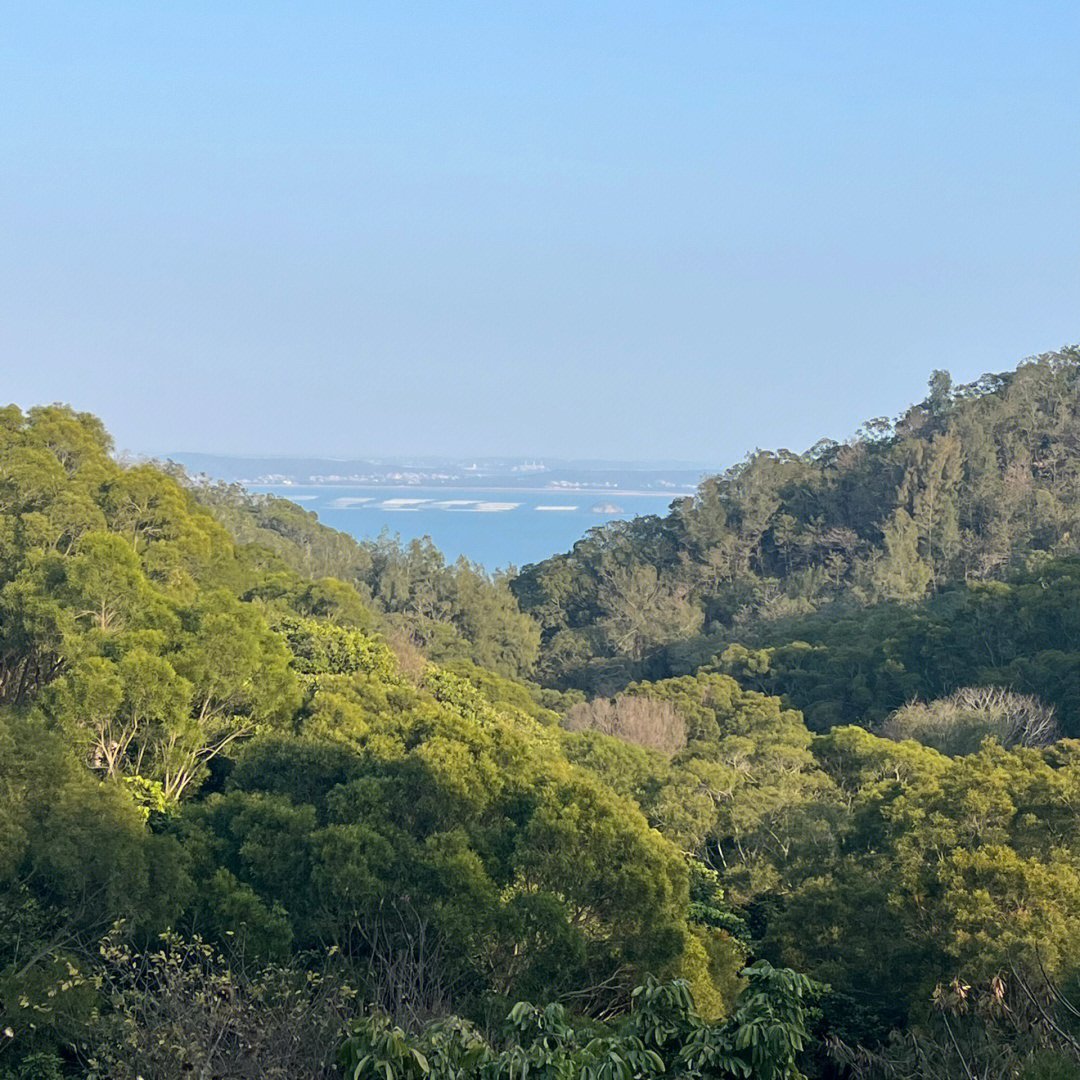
3;2;1078;462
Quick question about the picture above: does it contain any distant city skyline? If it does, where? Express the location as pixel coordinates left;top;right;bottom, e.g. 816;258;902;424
4;2;1078;461
160;451;724;472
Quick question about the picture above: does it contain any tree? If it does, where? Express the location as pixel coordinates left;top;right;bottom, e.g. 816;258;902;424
78;933;355;1080
564;695;686;755
597;564;702;663
874;509;932;602
881;686;1061;755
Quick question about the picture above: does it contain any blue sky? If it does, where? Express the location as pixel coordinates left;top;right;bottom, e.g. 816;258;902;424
2;2;1077;462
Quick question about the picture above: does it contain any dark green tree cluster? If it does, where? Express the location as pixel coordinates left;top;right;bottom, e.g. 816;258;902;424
706;554;1080;736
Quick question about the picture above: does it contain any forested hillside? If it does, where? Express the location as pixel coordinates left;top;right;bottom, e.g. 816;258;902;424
8;351;1080;1078
513;347;1080;696
178;473;543;679
0;405;795;1077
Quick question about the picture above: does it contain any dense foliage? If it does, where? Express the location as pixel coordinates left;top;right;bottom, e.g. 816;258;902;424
186;476;542;678
9;347;1080;1078
338;964;820;1080
722;556;1080;737
512;348;1080;696
0;405;745;1076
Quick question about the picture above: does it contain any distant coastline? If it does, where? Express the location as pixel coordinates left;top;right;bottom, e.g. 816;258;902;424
250;483;696;499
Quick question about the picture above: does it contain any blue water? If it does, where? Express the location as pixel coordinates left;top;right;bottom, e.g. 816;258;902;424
247;485;688;570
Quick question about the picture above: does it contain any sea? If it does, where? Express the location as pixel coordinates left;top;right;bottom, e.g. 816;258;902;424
167;454;711;571
246;484;690;570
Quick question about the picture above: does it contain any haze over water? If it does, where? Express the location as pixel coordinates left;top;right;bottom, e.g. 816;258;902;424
252;484;686;569
169;454;705;568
